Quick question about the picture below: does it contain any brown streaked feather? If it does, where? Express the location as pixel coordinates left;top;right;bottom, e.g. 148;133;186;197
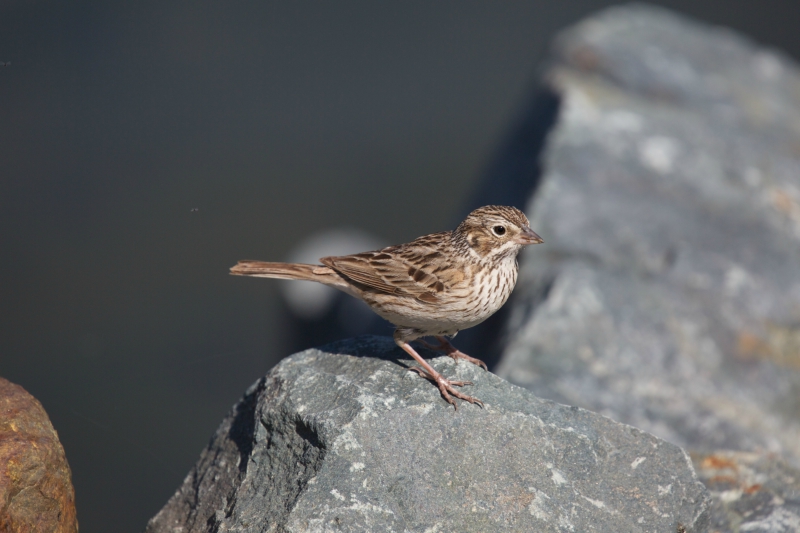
416;292;440;304
319;254;400;294
229;260;353;293
321;233;457;301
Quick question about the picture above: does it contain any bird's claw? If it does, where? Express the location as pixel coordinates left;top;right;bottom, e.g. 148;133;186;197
448;350;488;371
408;366;484;410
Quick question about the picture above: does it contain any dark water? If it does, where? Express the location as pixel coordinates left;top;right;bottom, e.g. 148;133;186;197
2;1;799;530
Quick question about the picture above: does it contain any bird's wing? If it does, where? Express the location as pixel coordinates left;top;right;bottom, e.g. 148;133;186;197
321;234;461;303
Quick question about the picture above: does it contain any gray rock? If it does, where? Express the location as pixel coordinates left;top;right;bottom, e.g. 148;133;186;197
146;336;709;533
496;4;800;466
692;451;800;533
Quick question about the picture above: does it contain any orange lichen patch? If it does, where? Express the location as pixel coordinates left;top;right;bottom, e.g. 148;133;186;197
743;484;763;494
700;455;740;472
697;454;769;497
736;332;772;361
736;326;800;368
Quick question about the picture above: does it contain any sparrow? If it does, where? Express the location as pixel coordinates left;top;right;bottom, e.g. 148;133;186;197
231;205;543;409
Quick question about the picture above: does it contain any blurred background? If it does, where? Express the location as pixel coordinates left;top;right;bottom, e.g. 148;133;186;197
2;1;799;531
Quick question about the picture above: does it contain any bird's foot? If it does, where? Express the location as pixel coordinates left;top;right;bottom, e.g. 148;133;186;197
408;366;484;410
419;336;488;371
397;338;484;410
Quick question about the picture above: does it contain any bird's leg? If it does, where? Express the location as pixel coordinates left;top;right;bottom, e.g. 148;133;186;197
396;339;483;410
418;336;488;371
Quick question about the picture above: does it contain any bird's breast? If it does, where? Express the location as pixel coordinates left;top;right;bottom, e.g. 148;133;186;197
471;256;518;318
357;254;519;334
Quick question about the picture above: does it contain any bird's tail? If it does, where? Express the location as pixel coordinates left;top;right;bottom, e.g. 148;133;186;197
230;260;353;293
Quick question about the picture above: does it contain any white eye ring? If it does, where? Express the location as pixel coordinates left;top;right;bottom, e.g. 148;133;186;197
492;225;506;236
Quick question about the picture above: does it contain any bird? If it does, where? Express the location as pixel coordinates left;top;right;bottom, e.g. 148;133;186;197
230;205;543;409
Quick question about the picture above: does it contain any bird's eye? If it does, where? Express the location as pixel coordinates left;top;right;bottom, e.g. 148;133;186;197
492;225;506;236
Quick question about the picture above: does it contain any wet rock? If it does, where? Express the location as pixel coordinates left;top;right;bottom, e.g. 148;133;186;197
693;451;800;533
146;336;709;533
496;4;800;465
0;377;78;533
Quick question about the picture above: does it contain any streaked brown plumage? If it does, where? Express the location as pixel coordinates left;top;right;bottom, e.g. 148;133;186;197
230;205;543;409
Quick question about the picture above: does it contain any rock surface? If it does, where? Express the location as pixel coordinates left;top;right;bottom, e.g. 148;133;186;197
496;4;800;466
0;377;78;533
147;336;709;533
693;451;800;533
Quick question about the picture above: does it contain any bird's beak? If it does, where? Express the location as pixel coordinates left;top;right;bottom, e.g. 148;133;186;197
515;226;544;245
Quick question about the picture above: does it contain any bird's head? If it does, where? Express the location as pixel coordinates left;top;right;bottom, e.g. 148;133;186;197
455;205;543;260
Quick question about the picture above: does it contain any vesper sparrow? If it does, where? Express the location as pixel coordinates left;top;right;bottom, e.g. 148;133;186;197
230;205;543;409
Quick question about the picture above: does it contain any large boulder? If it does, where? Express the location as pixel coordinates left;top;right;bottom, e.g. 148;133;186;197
496;4;800;465
0;377;78;533
146;337;709;533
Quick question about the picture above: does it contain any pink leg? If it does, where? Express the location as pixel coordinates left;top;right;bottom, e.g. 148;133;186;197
396;339;483;410
418;336;488;371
